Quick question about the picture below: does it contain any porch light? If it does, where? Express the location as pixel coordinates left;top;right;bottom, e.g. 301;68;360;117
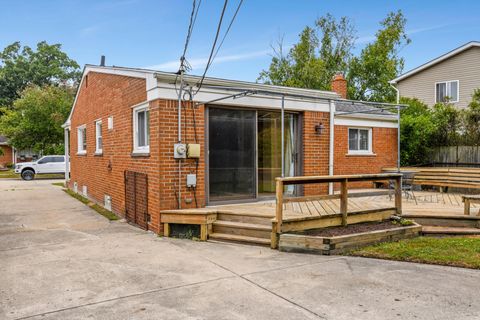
315;123;325;135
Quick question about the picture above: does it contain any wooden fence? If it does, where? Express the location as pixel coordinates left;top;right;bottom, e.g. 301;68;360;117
272;173;402;248
430;146;480;167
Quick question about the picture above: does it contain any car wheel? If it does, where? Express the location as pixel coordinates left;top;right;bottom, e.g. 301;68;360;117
21;170;35;181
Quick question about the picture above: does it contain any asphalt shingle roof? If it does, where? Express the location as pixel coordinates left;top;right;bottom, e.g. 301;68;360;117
0;136;8;144
335;101;395;115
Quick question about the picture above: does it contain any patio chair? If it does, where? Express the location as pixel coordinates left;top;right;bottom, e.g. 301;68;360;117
388;171;418;205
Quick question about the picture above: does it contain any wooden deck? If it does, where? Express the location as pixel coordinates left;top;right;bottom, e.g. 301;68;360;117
215;189;479;219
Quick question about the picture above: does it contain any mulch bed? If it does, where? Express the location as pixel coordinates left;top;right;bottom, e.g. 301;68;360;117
297;221;401;237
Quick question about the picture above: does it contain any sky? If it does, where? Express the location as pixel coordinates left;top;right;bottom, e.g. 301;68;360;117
1;0;479;82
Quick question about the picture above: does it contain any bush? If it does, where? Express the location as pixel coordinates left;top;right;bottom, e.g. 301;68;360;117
400;92;480;166
400;97;436;165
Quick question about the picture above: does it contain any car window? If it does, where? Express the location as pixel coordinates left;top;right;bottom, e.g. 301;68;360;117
53;156;65;163
38;157;53;164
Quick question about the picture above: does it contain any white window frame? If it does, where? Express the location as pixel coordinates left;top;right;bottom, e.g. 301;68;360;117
132;103;150;154
348;127;373;155
77;125;87;155
435;80;459;103
95;119;103;154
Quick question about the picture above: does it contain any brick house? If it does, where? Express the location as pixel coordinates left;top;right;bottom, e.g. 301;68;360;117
63;65;398;234
0;136;14;168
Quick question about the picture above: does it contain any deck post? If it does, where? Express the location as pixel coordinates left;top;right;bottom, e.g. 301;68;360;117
164;223;170;237
273;179;284;249
394;176;402;215
464;198;471;216
340;179;348;226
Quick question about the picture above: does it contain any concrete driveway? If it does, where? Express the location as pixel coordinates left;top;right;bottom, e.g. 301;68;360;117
1;179;479;320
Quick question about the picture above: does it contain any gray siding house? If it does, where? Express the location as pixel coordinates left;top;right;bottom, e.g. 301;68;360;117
390;41;480;109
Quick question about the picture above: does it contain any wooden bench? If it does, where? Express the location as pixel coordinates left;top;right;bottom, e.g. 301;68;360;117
462;195;480;216
384;167;480;191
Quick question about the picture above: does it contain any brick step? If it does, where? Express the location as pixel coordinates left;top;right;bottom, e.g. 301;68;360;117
212;220;272;239
208;232;271;246
216;211;273;226
422;226;480;236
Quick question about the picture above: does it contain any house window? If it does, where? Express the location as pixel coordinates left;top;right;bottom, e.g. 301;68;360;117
133;104;150;153
95;120;103;154
436;80;459;103
77;125;87;154
348;128;372;154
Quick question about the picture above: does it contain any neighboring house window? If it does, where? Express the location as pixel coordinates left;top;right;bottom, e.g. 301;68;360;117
95;120;103;154
348;128;372;154
436;80;459;103
77;125;87;154
133;104;150;153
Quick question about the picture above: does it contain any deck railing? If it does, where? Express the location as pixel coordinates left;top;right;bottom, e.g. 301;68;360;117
272;173;403;248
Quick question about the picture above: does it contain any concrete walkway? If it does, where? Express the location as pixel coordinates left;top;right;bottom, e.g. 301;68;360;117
1;179;479;320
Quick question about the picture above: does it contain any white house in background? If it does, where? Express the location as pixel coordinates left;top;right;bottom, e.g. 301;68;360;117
390;41;480;108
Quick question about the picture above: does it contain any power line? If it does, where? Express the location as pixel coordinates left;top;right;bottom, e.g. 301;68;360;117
181;0;202;68
210;0;244;66
194;0;229;95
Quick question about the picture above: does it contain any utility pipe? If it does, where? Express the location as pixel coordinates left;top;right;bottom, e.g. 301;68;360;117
177;70;184;209
281;95;285;178
390;84;401;173
328;100;335;195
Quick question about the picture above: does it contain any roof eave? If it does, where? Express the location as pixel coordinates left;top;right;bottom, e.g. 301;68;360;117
391;41;480;83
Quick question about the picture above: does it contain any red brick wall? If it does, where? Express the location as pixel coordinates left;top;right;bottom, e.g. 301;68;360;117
68;72;163;231
156;99;206;212
69;72;206;234
303;111;330;195
0;145;13;167
334;125;397;188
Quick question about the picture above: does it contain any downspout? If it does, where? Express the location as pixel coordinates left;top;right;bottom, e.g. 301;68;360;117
64;127;70;185
390;83;401;173
328;100;335;195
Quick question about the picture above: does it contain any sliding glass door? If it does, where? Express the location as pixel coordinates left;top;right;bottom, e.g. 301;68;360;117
208;108;256;202
208;107;298;203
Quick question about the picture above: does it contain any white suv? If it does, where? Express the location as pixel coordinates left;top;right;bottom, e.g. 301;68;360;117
15;155;66;180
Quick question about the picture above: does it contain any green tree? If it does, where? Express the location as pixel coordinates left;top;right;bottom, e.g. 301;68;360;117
0;86;73;154
430;101;463;146
258;14;356;91
348;10;410;102
0;41;80;108
463;89;480;145
400;97;436;165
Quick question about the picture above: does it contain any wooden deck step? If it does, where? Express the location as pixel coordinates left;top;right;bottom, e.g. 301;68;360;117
422;226;480;236
212;220;271;239
208;232;271;246
216;211;273;226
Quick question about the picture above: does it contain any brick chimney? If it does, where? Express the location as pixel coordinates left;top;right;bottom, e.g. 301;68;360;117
331;73;347;99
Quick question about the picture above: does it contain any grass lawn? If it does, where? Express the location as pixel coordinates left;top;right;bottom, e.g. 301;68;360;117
63;189;119;221
350;236;480;269
0;169;64;180
0;169;18;179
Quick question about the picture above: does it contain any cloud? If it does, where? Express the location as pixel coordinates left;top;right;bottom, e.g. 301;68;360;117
146;50;269;71
79;25;99;38
356;24;453;45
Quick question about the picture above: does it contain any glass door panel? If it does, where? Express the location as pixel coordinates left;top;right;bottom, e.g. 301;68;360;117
257;111;297;197
208;108;256;202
